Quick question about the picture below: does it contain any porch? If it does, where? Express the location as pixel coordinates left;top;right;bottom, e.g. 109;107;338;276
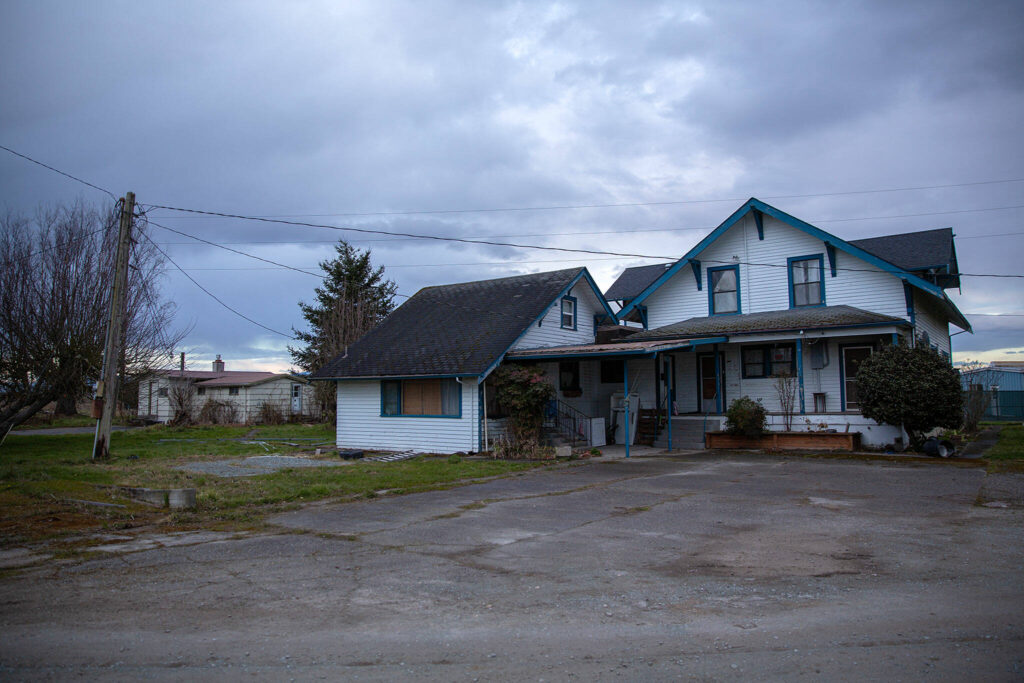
501;327;910;452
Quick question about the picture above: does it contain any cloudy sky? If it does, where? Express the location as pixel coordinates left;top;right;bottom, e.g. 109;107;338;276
2;0;1022;372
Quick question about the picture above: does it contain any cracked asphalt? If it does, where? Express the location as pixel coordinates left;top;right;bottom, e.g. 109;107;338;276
1;454;1022;680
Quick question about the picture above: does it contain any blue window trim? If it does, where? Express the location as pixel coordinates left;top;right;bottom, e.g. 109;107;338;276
740;343;796;379
560;295;578;330
838;343;873;412
380;378;462;418
787;254;826;308
707;264;741;316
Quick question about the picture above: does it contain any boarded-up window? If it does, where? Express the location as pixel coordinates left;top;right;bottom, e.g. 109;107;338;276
381;379;460;416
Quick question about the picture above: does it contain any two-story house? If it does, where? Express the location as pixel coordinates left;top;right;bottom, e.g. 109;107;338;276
314;198;969;453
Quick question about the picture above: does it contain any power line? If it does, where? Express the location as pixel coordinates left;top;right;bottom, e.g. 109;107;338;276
144;203;674;260
0;144;116;200
139;232;296;339
151;177;1024;219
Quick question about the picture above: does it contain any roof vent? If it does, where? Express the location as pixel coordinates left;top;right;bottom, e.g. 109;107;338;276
212;355;225;372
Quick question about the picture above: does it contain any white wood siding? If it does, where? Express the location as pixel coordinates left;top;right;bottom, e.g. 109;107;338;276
643;214;910;329
514;281;604;349
335;378;479;453
913;290;952;355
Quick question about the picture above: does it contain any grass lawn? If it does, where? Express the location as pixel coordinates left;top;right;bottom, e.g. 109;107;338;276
985;424;1024;472
12;413;129;430
0;424;544;548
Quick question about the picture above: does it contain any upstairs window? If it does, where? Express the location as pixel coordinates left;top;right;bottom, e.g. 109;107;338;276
789;255;825;307
560;296;577;329
708;265;740;315
381;378;460;417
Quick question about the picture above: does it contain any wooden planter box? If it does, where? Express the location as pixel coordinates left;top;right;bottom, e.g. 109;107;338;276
705;430;861;451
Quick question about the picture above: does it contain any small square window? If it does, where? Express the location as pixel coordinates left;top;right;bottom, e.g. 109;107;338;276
560;297;577;329
197;387;206;396
600;360;624;384
157;387;168;397
228;387;239;396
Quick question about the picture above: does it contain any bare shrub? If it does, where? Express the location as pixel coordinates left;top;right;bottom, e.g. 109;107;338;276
773;374;798;431
168;380;197;426
255;401;285;425
198;399;238;425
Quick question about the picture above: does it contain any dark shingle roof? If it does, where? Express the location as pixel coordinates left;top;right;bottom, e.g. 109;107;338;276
628;305;908;341
604;263;672;301
850;227;959;287
312;268;585;379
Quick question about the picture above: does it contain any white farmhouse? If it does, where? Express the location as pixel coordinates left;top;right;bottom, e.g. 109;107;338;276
314;198;969;453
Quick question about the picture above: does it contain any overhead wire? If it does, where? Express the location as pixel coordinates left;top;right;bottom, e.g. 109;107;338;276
0;144;117;200
149;177;1024;218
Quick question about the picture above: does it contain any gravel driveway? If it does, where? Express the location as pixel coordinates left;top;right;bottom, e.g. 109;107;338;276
1;454;1021;680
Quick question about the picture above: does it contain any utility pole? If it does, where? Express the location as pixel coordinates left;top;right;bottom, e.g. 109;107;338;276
93;192;136;459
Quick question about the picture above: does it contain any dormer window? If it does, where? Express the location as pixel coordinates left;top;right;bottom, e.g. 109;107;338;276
789;255;825;307
560;296;577;329
708;265;740;315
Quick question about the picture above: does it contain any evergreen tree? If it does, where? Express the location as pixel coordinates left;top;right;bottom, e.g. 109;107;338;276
289;240;396;417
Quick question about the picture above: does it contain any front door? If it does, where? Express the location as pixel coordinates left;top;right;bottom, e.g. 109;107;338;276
699;354;724;413
841;346;873;411
291;384;303;414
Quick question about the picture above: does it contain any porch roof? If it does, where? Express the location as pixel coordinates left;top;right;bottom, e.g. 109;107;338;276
505;337;727;360
628;305;909;341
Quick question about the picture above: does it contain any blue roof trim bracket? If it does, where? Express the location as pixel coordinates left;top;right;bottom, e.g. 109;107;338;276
753;209;764;240
617;197;972;332
825;243;837;277
479;267;617;381
689;259;702;291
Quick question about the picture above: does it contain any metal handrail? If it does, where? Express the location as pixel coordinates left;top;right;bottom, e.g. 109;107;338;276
546;400;593;447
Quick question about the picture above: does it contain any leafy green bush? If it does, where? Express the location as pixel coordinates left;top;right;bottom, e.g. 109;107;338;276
856;342;962;450
725;397;767;437
491;365;556;458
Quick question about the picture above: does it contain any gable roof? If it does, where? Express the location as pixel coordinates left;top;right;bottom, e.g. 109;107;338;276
312;267;614;379
604;263;672;301
616;198;970;332
155;370;303;387
627;305;908;341
850;227;959;288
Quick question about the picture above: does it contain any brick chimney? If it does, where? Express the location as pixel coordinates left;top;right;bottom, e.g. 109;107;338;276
212;354;225;372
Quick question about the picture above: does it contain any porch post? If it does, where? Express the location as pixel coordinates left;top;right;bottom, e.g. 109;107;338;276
891;333;898;346
713;343;722;414
623;359;630;459
797;338;806;414
666;355;673;451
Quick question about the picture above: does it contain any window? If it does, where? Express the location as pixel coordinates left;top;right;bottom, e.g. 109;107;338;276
197;387;206;396
789;255;824;307
229;387;239;396
559;361;581;392
741;344;795;378
560;296;577;329
600;359;624;384
157;387;168;397
708;265;739;315
381;378;460;417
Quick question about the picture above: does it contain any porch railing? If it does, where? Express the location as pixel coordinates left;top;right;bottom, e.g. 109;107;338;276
545;400;593;447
